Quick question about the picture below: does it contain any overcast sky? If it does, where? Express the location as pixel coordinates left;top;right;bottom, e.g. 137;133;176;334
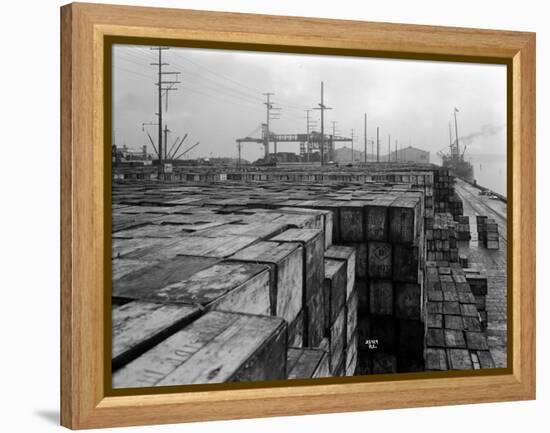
112;44;507;165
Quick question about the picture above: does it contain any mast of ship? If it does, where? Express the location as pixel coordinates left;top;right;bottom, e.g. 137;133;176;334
453;107;460;161
448;121;453;151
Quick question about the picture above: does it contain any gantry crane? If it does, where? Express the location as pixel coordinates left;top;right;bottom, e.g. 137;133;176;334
236;123;352;167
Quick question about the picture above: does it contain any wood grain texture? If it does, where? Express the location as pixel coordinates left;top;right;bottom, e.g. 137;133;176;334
60;2;536;429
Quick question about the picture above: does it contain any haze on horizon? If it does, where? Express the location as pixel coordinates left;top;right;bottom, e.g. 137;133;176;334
112;44;507;167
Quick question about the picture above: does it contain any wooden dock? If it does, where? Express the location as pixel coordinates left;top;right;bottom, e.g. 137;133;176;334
454;178;507;367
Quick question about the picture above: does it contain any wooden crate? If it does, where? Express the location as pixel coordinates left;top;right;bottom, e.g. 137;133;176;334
425;347;448;371
346;290;358;344
370;352;398;374
364;201;391;241
343;242;367;280
278;207;334;248
367;241;393;279
113;311;287;388
357;315;396;354
389;196;419;244
369;280;393;315
396;319;424;358
112;301;201;370
323;259;347;327
146;262;271;316
328;306;347;373
288;309;305;348
305;290;325;347
393;244;419;283
286;347;330;379
345;331;358;376
231;241;304;323
324;245;357;300
112;255;220;299
394;283;422;320
339;201;367;242
271;228;324;304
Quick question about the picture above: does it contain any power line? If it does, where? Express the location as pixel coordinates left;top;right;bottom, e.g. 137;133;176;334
171;51;262;98
170;50;310;112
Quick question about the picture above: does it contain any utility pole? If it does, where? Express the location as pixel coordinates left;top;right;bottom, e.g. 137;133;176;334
304;109;317;161
395;139;398;162
163;124;170;161
376;127;380;163
364;113;367;163
388;134;391;163
330;121;340;163
314;81;332;165
150;47;180;177
305;109;311;161
263;92;274;159
237;141;242;168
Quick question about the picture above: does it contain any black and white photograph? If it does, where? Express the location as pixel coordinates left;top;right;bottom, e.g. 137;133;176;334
110;44;508;389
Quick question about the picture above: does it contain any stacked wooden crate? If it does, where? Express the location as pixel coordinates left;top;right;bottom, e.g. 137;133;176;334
324;245;358;375
476;216;500;249
425;213;459;263
110;168;492;382
270;228;325;347
350;192;425;374
463;268;489;329
424;261;495;371
110;185;367;386
448;193;464;219
432;168;454;214
456;215;471;241
113;310;288;387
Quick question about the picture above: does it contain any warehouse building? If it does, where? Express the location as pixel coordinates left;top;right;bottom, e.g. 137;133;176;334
390;146;430;163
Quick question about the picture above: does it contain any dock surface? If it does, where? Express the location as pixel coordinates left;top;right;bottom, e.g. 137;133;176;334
455;178;507;367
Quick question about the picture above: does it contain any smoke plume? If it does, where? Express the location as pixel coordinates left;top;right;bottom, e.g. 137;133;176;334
459;124;505;145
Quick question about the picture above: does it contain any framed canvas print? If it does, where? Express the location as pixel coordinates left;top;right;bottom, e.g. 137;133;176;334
60;2;536;429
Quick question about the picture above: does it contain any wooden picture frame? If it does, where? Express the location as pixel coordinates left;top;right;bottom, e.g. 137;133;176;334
60;2;535;429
